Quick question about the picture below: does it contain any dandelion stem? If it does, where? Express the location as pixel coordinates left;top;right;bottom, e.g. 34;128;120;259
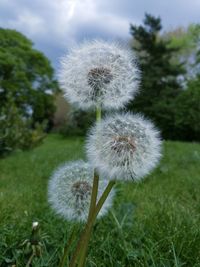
69;173;99;267
69;104;115;267
77;171;99;267
94;180;115;218
69;180;115;267
96;105;101;121
88;171;99;222
79;180;116;267
77;104;102;267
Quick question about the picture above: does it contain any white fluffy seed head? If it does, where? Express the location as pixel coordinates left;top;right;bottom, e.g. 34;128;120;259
48;160;114;222
86;113;162;181
59;40;140;110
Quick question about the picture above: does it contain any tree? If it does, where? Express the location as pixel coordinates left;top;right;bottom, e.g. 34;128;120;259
129;14;185;139
0;28;59;129
165;24;200;79
0;28;59;155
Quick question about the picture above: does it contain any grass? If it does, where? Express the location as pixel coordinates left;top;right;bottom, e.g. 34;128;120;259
0;134;200;267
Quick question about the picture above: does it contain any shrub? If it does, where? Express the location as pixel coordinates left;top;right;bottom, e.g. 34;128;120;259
0;97;46;156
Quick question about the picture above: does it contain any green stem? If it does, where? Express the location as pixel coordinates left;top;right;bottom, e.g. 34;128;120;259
77;225;92;267
77;172;99;267
58;227;77;267
96;105;101;121
69;173;99;267
94;181;115;218
88;171;99;222
70;180;115;267
69;105;105;267
76;106;101;267
79;180;116;267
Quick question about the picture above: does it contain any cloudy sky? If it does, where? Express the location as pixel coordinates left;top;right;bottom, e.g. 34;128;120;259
0;0;200;71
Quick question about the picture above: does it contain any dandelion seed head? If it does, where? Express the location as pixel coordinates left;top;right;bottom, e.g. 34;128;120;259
86;113;162;181
48;160;114;222
59;40;140;110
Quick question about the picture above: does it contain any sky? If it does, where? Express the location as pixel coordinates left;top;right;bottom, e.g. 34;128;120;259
0;0;200;71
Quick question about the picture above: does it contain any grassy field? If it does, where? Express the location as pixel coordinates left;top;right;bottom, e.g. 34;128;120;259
0;134;200;267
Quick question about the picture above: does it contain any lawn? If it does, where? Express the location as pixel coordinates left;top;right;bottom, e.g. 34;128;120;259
0;134;200;267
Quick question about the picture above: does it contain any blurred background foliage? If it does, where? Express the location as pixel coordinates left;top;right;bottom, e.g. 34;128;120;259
0;95;46;155
1;13;200;156
59;107;95;137
0;28;59;156
128;14;200;140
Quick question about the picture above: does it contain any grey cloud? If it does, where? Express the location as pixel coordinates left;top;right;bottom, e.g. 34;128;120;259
95;0;200;27
0;0;200;72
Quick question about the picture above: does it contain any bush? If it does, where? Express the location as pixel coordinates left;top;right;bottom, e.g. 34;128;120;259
174;81;200;141
0;98;46;156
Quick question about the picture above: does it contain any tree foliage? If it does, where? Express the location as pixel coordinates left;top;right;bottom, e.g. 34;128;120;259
0;28;58;154
165;24;200;79
174;80;200;141
0;28;58;128
129;14;185;139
